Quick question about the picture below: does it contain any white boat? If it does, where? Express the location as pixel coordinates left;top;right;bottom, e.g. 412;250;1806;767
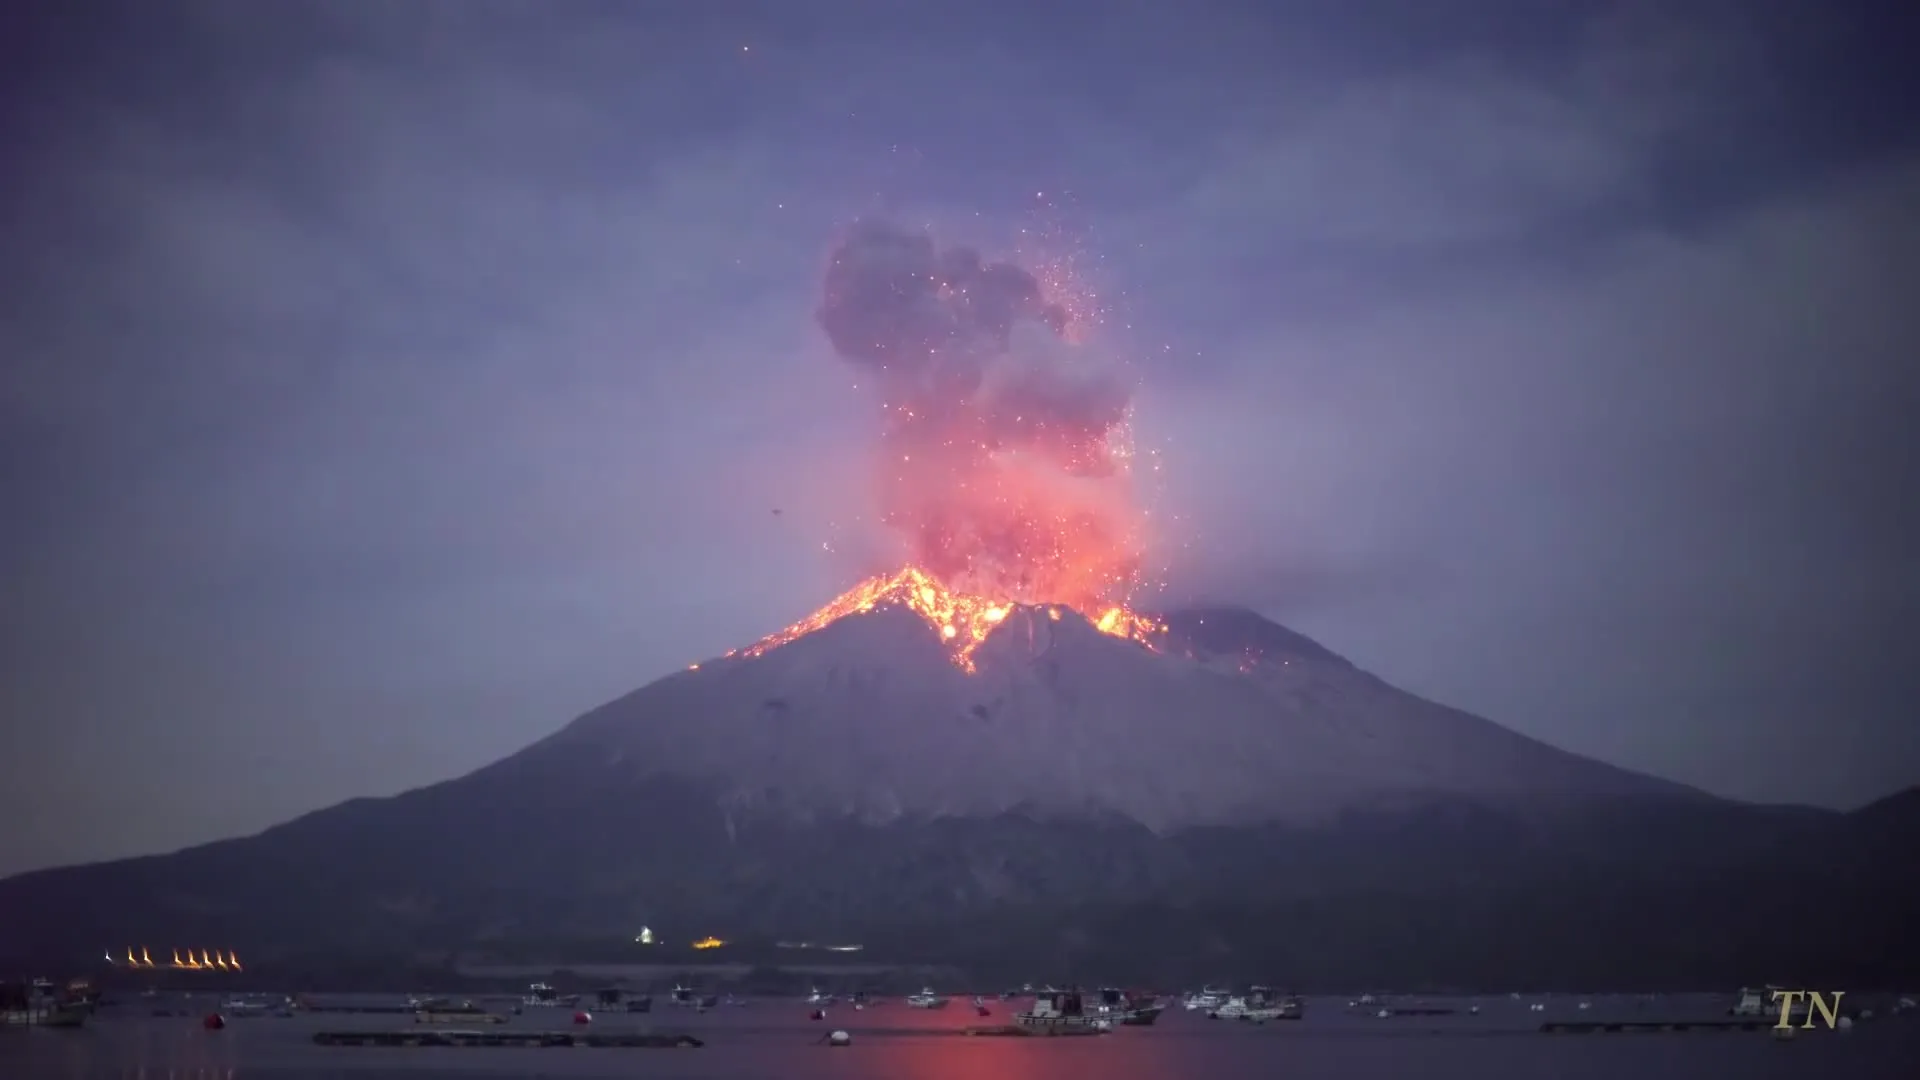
1183;985;1231;1011
1016;990;1114;1031
805;988;836;1006
1209;986;1277;1019
905;988;949;1009
521;982;577;1008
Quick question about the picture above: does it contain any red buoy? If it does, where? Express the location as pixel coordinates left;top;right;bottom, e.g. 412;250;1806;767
202;1013;225;1029
573;1010;592;1024
810;1008;826;1020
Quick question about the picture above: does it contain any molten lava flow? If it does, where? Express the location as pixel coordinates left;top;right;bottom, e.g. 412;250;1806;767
727;565;1162;672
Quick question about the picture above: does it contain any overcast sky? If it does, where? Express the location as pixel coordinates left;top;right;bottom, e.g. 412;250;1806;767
2;0;1915;876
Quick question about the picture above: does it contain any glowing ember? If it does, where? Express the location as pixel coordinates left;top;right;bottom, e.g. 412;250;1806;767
728;565;1162;672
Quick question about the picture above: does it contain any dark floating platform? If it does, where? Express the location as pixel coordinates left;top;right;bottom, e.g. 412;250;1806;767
1541;1020;1781;1034
963;1024;1106;1037
313;1029;702;1048
413;1010;505;1024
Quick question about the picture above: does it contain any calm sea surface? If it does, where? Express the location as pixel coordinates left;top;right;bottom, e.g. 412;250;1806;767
5;993;1915;1079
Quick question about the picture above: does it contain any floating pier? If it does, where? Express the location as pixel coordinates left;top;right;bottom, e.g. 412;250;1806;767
963;1024;1106;1037
313;1029;702;1048
1541;1019;1781;1034
413;1010;505;1024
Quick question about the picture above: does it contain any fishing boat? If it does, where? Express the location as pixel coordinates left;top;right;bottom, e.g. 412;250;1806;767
1016;989;1114;1032
905;987;950;1009
1184;985;1231;1011
1210;986;1285;1019
1089;987;1164;1024
521;982;578;1008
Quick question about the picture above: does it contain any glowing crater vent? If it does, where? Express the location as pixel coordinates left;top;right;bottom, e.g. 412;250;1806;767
727;565;1162;671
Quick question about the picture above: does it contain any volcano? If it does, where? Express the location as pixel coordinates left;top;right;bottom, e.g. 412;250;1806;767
1;587;1913;988
559;574;1692;830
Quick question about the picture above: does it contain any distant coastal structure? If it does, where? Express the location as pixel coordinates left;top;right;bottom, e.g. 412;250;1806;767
104;947;240;971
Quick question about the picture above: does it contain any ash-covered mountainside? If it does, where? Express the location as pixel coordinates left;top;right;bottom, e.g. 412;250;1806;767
2;601;1911;986
544;602;1694;830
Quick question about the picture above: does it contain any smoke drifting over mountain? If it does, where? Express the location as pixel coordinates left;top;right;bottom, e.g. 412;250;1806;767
816;221;1145;611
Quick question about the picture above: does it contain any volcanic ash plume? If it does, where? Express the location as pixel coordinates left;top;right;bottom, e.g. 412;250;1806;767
817;220;1145;614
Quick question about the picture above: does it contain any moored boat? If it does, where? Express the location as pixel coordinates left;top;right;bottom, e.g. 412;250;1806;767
1240;994;1305;1022
669;984;719;1009
1210;985;1288;1020
1184;985;1230;1011
1016;990;1114;1032
905;987;949;1009
521;982;578;1008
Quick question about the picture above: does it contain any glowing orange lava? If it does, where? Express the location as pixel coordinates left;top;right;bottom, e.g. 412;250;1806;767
728;565;1162;672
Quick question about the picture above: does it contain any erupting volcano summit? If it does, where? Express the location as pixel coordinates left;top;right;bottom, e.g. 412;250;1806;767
741;221;1160;669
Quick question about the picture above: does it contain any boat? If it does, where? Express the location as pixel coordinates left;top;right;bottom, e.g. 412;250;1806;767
2;980;88;1027
805;988;836;1006
905;987;950;1009
1731;985;1806;1021
219;996;286;1018
521;982;578;1008
1184;985;1231;1011
1090;987;1165;1024
1015;990;1115;1032
1210;986;1283;1019
669;984;719;1009
1240;994;1305;1022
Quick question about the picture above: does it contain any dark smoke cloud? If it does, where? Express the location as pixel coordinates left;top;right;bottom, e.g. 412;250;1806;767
819;220;1066;371
816;220;1143;605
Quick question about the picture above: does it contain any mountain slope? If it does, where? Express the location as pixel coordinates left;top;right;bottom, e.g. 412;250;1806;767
549;604;1694;830
0;603;1908;986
